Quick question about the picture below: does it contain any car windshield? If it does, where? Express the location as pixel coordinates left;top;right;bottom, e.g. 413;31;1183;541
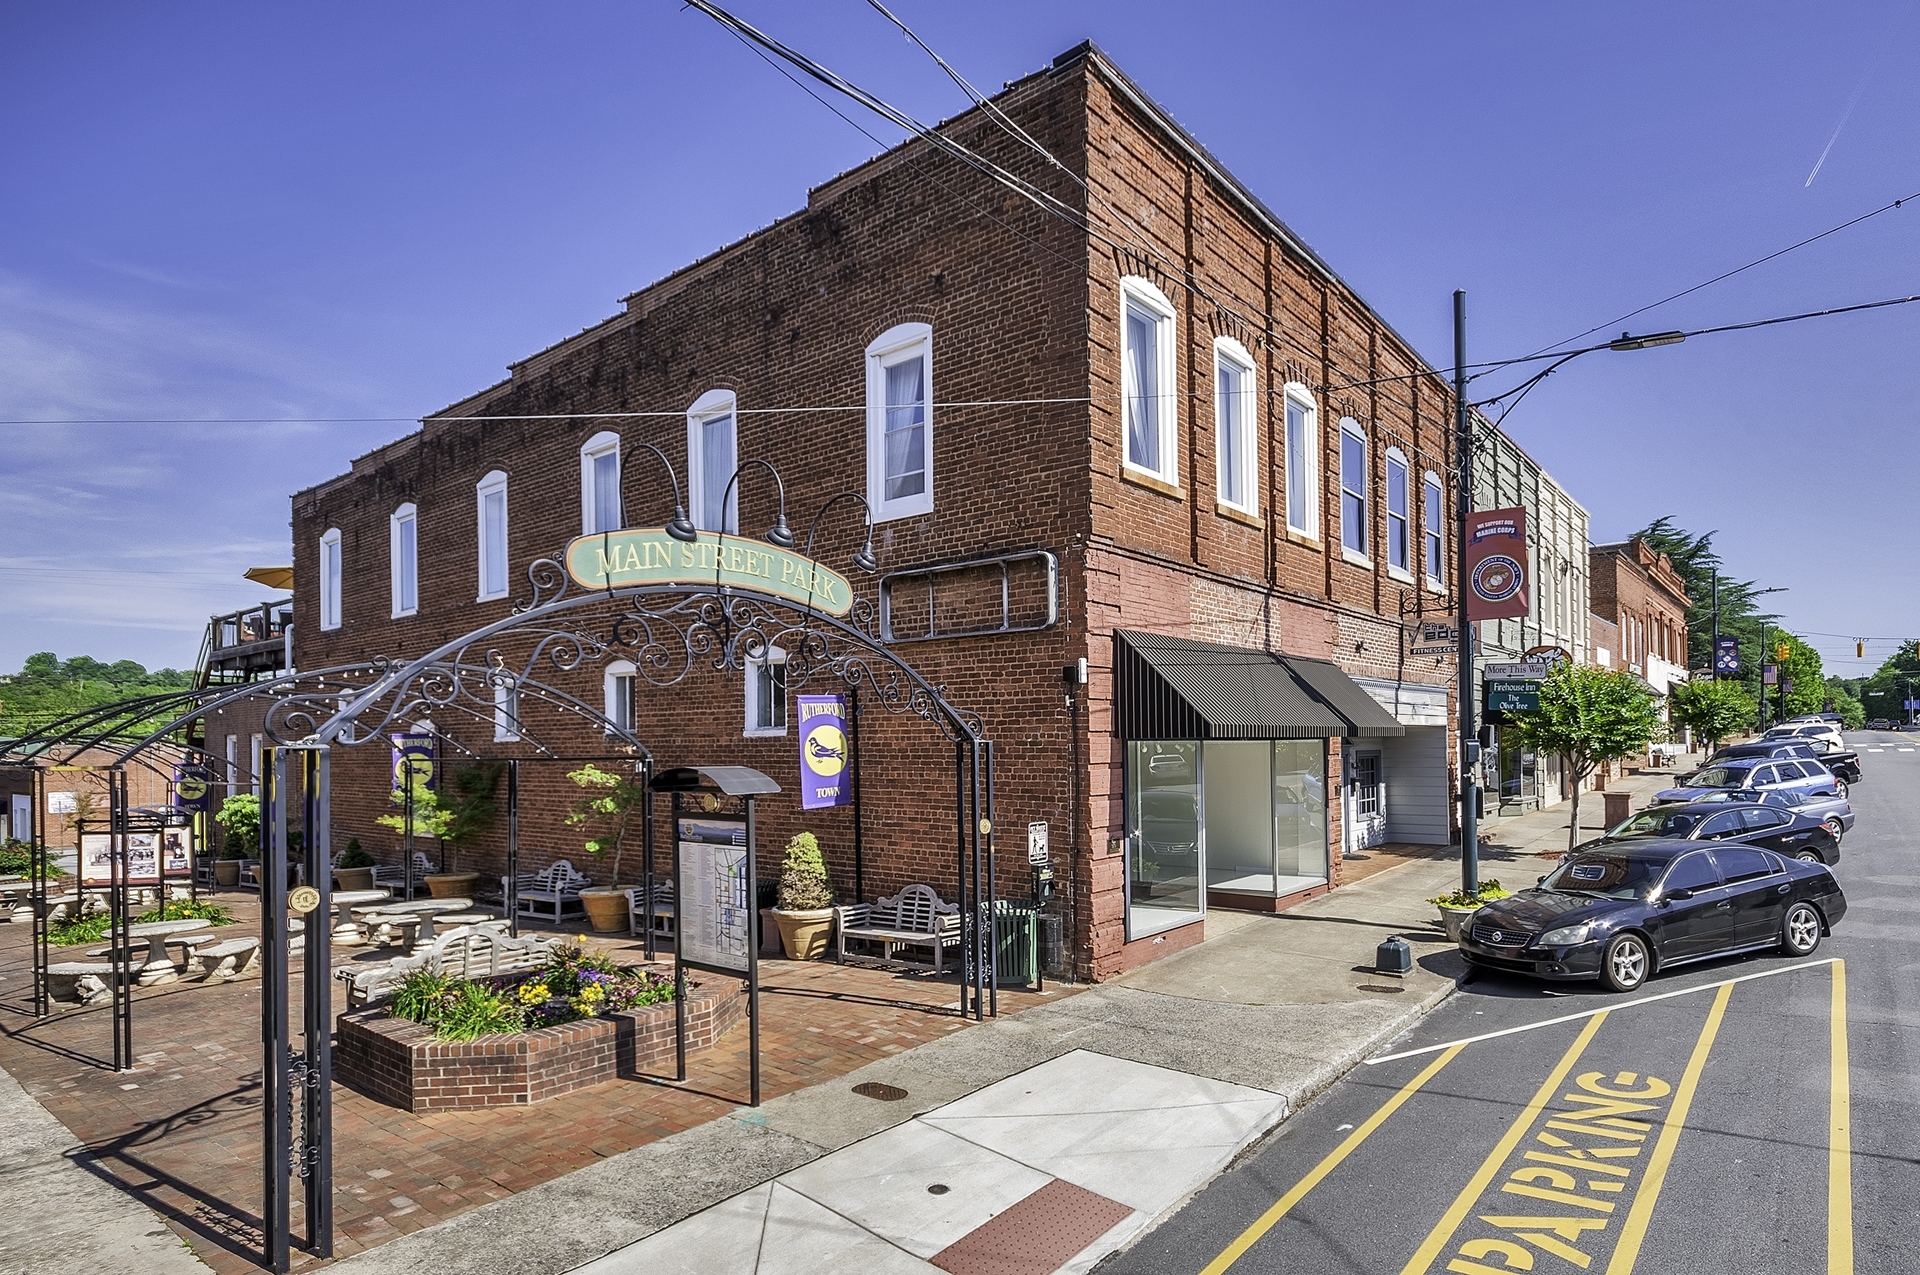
1610;810;1706;838
1682;766;1748;788
1540;853;1667;900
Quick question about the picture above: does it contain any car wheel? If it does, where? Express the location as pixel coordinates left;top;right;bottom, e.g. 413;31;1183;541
1782;902;1822;956
1822;818;1844;843
1834;780;1849;799
1600;933;1650;992
1795;849;1822;862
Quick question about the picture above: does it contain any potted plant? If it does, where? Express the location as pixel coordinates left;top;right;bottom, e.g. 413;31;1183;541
212;793;259;887
424;762;501;898
565;763;646;932
1426;879;1510;943
334;838;377;892
771;831;835;960
376;770;463;898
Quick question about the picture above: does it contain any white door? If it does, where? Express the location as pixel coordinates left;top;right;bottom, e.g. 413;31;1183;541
1347;751;1387;851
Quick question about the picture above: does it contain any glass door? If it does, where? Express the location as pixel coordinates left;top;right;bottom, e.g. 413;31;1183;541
1127;741;1203;937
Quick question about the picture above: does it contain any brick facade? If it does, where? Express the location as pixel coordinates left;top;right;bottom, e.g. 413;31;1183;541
1589;539;1691;682
291;45;1460;983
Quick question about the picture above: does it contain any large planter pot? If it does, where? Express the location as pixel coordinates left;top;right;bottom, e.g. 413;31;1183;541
335;866;376;893
213;859;242;887
772;907;835;961
580;888;629;934
1436;905;1479;944
424;871;479;900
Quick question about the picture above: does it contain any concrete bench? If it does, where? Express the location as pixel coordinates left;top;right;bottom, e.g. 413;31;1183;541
190;936;262;982
834;884;962;973
46;961;120;1005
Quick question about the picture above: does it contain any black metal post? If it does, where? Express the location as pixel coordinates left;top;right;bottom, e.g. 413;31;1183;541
641;763;654;961
110;771;133;1072
954;740;967;1018
968;739;985;1021
672;793;686;1083
745;794;761;1108
1710;570;1720;681
505;760;520;939
402;767;415;903
301;747;333;1258
984;739;997;1018
1454;289;1480;894
262;748;292;1274
849;686;864;904
30;768;49;1019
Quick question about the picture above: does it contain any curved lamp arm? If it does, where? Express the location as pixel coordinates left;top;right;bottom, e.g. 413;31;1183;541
625;439;698;542
805;491;878;573
718;458;795;548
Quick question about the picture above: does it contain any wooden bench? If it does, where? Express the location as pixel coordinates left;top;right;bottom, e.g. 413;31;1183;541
627;881;676;938
371;852;436;899
334;928;557;1008
834;884;962;973
503;859;588;921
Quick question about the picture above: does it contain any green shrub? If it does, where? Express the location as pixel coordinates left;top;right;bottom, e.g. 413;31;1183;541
49;913;111;947
336;838;375;870
48;898;232;948
390;970;456;1024
776;831;833;911
383;946;676;1039
0;839;31;875
434;982;526;1041
214;794;260;859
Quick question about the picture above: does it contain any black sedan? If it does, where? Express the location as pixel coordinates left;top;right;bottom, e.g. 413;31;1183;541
1584;798;1840;865
1458;840;1847;992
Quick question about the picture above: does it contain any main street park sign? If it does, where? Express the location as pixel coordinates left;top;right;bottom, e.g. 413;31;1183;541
566;529;855;617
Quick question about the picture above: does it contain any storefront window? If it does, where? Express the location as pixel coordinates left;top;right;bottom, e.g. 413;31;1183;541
1496;727;1538;807
1128;742;1201;933
1274;740;1329;889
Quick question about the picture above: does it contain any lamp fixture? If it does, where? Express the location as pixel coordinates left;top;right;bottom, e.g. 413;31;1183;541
1609;330;1687;352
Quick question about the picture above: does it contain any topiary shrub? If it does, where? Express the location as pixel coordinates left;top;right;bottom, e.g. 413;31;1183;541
776;831;833;911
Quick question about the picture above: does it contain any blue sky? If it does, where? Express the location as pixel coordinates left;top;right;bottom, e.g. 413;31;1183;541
2;1;1914;678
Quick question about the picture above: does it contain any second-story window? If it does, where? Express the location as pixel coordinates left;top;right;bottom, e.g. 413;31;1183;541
1385;449;1410;577
389;503;418;617
1120;278;1178;486
1214;338;1257;515
1423;472;1444;588
745;647;788;737
319;528;342;630
493;679;520;743
866;323;934;521
476;471;509;601
604;661;636;736
687;390;739;533
580;431;622;535
1339;419;1369;562
1283;386;1319;537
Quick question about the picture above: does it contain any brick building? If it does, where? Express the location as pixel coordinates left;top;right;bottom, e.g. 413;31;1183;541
1590;538;1692;746
290;44;1462;980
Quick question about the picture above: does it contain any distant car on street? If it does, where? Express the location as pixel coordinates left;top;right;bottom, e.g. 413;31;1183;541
1865;718;1892;731
1458;841;1847;991
1656;756;1843;804
1764;722;1846;751
1584;799;1838;864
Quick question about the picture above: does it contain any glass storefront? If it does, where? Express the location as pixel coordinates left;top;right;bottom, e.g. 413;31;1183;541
1127;739;1329;937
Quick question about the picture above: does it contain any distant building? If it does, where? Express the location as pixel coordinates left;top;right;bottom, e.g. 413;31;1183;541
1589;539;1692;703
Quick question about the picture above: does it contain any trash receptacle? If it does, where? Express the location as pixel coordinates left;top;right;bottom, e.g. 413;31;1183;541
965;900;1040;988
1602;790;1633;828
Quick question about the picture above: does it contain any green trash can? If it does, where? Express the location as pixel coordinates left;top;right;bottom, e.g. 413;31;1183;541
993;899;1040;988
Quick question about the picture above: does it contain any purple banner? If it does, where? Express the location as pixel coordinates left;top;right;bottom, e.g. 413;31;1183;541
797;695;851;810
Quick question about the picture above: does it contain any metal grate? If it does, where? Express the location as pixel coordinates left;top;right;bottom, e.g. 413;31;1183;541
931;1179;1134;1275
1470;924;1528;949
852;1082;909;1102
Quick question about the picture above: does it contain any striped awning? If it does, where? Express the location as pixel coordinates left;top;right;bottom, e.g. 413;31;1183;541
1116;631;1406;741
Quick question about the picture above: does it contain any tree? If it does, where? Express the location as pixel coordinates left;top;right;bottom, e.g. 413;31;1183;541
376;769;455;845
1667;679;1755;753
1825;684;1865;730
564;763;646;887
1631;518;1782;699
1510;664;1662;851
214;793;261;860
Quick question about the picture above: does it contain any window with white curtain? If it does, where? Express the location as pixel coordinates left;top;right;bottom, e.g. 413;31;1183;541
249;734;263;797
1120;277;1178;485
389;503;418;617
1423;472;1444;588
1283;387;1318;537
686;390;739;533
493;679;521;743
1385;449;1411;577
865;324;933;520
1214;338;1257;514
744;647;788;737
580;431;622;535
604;661;636;736
1339;419;1369;562
319;528;342;630
476;471;508;601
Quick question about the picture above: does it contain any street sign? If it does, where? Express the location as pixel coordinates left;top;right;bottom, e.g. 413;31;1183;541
1027;821;1049;866
1905;699;1920;712
1713;636;1740;675
1486;662;1550;680
1485;679;1541;713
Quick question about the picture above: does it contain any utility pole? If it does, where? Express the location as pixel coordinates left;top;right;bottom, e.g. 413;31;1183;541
1710;569;1719;681
1454;290;1479;894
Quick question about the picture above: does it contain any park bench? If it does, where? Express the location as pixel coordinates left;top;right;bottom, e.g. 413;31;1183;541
627;880;676;939
46;961;120;1005
371;851;436;898
335;927;557;1008
833;884;962;973
503;859;588;921
190;936;263;982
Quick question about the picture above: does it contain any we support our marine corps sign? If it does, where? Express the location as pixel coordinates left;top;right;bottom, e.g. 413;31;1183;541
1464;507;1530;622
796;695;852;810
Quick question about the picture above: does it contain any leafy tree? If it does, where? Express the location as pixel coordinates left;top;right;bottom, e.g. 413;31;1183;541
377;769;455;844
564;763;646;887
1631;518;1782;701
0;651;195;735
1824;684;1865;730
214;793;261;860
1509;664;1662;851
1858;640;1920;724
1668;679;1756;753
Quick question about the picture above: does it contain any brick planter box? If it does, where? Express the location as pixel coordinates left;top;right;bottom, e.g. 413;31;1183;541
336;978;746;1111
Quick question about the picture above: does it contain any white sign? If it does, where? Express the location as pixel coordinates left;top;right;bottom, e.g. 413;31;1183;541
1027;821;1049;866
676;816;750;973
1485;662;1551;680
46;791;76;814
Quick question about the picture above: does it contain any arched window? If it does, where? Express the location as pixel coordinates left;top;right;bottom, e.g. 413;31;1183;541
687;390;738;533
1213;336;1257;515
319;527;343;630
580;431;622;535
1338;418;1369;563
1384;448;1411;578
476;470;509;601
1119;278;1178;485
866;323;933;521
1283;385;1319;538
389;503;418;617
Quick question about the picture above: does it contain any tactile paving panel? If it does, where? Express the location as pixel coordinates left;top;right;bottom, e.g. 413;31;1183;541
929;1178;1134;1275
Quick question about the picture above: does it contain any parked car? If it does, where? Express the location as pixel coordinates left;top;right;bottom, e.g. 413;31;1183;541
1865;718;1892;731
1655;757;1842;804
1723;736;1861;786
1584;799;1838;864
1709;741;1823;763
1684;786;1855;843
1457;841;1847;991
1764;722;1845;750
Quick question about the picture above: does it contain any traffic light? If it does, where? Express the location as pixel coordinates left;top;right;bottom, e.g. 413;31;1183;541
1776;642;1790;661
1858;641;1866;658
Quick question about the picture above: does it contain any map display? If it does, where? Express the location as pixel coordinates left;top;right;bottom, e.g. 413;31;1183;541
79;832;160;885
677;815;751;973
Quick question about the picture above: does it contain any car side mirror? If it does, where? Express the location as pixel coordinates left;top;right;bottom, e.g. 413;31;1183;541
1665;887;1694;902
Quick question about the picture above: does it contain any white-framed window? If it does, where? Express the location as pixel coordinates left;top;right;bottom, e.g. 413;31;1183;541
319;527;342;630
476;471;509;601
744;647;788;737
225;734;238;793
493;679;521;743
1119;277;1178;485
1213;337;1257;515
389;503;418;617
865;323;933;521
1423;472;1444;589
249;733;263;797
604;660;636;736
580;431;622;535
1339;418;1369;563
1385;448;1411;578
1282;385;1319;538
686;390;739;533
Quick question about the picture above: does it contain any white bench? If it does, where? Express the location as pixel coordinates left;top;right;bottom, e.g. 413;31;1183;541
191;936;262;982
46;961;120;1005
335;927;557;1008
372;852;436;898
504;859;588;921
627;881;676;938
834;884;962;974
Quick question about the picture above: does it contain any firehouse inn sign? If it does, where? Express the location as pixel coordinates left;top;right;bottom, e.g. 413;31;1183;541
565;529;856;618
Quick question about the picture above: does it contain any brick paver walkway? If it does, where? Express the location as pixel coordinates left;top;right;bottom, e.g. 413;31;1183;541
0;892;1077;1273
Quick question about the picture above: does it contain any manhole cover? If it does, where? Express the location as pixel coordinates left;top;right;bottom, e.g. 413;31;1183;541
927;1183;951;1195
1357;983;1407;994
853;1082;910;1101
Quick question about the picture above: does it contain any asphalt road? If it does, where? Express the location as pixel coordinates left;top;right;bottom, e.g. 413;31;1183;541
1105;729;1920;1275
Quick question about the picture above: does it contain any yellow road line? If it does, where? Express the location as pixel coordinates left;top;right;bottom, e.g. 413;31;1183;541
1398;1012;1609;1274
1602;979;1734;1273
1829;960;1853;1275
1196;1043;1465;1275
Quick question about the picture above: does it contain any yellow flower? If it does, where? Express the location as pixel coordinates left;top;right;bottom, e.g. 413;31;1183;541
517;983;550;1005
580;982;606;1001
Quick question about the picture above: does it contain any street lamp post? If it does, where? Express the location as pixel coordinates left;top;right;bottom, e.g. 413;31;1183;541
1454;291;1479;894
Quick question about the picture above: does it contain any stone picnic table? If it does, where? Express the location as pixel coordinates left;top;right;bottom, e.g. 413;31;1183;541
123;919;215;984
351;897;475;949
329;889;393;944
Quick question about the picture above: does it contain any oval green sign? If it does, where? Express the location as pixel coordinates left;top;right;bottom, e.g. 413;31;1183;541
565;529;855;618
